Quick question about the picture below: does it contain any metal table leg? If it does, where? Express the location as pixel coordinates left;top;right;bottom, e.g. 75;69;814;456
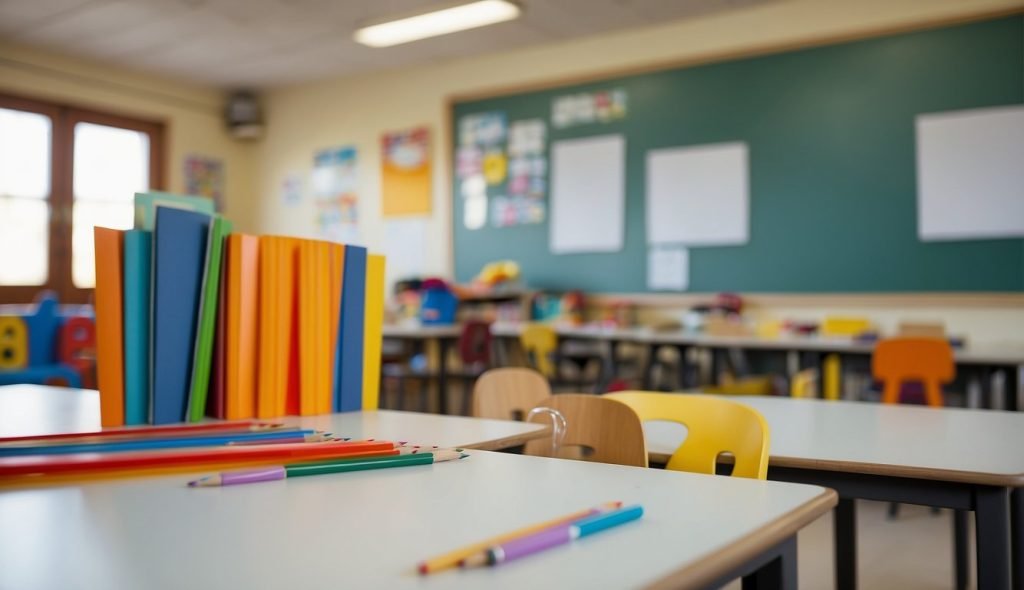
975;486;1010;589
741;536;798;590
954;509;969;590
437;337;450;415
835;497;857;590
1011;488;1023;590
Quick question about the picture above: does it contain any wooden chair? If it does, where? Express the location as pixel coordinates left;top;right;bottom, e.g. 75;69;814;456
471;368;551;421
524;394;647;467
606;391;770;479
873;337;954;407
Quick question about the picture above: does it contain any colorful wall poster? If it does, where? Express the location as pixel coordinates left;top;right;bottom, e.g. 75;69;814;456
381;126;432;217
496;119;547;227
552;88;628;129
312;146;358;243
457;112;507;230
183;155;224;212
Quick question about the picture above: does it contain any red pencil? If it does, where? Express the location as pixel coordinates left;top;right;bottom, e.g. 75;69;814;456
0;421;287;445
0;441;398;478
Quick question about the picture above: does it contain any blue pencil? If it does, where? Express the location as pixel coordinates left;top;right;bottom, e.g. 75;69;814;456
0;429;321;456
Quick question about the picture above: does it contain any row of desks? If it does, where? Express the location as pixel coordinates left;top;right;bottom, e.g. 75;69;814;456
6;385;1024;587
386;322;1024;409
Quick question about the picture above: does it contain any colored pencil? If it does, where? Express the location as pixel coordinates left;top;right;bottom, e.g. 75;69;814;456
462;505;644;568
188;449;467;487
416;501;623;575
227;433;335;446
0;429;322;456
0;441;398;478
0;421;286;444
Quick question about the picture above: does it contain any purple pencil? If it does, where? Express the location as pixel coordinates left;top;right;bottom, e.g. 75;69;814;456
463;505;644;567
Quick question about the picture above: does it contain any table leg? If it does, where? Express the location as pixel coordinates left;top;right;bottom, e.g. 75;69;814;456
954;509;969;590
1012;488;1024;590
741;535;797;590
642;343;657;390
1016;364;1023;413
835;497;857;590
675;345;689;389
437;338;450;415
975;486;1010;590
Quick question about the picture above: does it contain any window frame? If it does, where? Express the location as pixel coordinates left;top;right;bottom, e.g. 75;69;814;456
0;92;165;305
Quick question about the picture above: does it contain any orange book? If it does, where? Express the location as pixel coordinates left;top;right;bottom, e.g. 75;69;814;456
93;227;125;427
326;244;345;415
257;237;297;418
298;240;333;416
225;234;259;420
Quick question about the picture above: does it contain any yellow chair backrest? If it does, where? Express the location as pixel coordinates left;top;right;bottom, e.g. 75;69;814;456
472;368;552;421
606;391;770;480
790;368;818;399
519;324;557;378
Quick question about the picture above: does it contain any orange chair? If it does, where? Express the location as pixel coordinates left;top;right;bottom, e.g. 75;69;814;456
873;337;954;407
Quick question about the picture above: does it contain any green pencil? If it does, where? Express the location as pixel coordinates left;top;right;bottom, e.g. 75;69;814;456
188;450;467;487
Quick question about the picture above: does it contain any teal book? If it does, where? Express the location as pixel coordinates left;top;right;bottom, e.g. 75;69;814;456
134;191;216;231
122;230;151;425
187;216;232;422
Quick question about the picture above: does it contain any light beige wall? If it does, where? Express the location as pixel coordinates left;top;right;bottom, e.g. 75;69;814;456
0;41;258;232
257;0;1024;343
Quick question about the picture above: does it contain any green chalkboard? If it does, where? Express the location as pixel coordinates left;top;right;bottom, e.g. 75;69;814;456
451;16;1024;293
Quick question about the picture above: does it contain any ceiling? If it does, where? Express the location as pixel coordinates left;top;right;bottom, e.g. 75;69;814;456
0;0;773;89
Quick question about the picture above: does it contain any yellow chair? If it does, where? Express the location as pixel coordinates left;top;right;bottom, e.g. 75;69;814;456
606;391;770;479
790;368;818;398
820;316;872;400
519;324;558;378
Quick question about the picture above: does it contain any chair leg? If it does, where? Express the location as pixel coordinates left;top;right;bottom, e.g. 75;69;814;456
463;379;472;417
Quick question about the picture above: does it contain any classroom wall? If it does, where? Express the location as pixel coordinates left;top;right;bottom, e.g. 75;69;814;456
256;0;1024;343
0;41;258;232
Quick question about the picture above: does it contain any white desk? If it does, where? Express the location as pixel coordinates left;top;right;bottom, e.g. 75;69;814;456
645;394;1024;590
0;385;549;451
0;449;835;590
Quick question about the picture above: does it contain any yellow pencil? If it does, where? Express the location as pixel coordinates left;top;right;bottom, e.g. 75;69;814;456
416;501;622;575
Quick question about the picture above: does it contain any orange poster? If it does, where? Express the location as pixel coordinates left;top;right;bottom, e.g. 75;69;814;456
381;126;431;217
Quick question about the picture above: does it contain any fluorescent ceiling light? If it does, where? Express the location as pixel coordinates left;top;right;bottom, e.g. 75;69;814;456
354;0;521;48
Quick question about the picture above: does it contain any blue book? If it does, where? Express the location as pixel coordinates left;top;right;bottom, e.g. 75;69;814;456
151;208;210;424
334;245;367;412
123;230;152;425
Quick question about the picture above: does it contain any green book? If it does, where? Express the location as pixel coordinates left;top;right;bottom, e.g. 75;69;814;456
134;191;216;231
187;216;232;422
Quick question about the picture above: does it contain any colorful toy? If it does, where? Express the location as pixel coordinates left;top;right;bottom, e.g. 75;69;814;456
0;292;95;388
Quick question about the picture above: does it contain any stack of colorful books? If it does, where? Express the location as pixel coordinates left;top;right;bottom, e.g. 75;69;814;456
94;192;385;426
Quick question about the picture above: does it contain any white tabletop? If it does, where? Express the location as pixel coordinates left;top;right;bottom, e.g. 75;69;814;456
645;395;1024;486
0;385;548;451
0;450;835;590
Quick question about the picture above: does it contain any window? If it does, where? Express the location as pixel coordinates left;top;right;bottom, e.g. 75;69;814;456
0;94;164;304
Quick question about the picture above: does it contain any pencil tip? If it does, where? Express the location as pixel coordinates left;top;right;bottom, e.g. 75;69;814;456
417;563;428;575
459;454;469;459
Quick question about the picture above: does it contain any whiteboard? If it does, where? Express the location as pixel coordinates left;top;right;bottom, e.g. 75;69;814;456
646;142;749;246
917;105;1024;241
550;134;625;254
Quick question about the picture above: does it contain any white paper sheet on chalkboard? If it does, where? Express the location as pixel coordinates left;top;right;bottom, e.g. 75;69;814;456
550;134;625;253
647;245;689;291
917;105;1024;241
646;142;749;246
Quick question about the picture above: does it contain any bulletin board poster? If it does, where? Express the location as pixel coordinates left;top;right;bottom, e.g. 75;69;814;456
381;127;431;217
184;155;224;212
456;111;548;229
312;146;358;243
